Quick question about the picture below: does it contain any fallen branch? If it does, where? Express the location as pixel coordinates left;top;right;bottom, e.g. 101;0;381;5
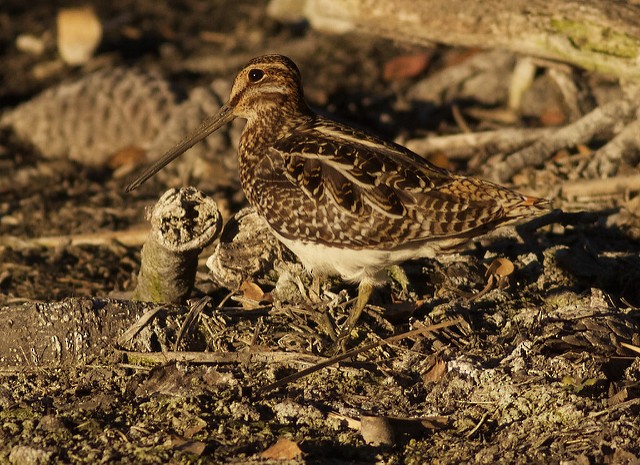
403;127;557;161
561;173;640;200
0;298;145;368
0;226;149;250
118;349;326;366
484;98;636;182
289;0;640;80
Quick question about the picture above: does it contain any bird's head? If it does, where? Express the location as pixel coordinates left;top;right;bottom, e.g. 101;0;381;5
125;54;305;192
227;54;305;120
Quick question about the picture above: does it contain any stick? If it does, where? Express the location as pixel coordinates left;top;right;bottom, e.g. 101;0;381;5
561;174;640;200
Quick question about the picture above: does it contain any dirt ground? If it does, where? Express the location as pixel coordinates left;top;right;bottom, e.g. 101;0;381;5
1;1;640;464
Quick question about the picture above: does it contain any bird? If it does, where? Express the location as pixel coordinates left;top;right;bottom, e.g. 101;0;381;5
126;54;550;332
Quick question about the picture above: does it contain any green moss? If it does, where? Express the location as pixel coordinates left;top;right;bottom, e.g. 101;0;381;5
0;407;35;422
550;18;639;58
386;265;410;292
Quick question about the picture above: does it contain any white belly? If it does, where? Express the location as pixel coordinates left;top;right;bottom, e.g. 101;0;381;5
273;231;439;285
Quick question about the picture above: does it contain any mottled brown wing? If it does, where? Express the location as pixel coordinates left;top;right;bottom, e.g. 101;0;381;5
273;117;516;245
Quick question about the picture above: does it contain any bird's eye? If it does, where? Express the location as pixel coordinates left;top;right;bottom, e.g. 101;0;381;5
248;69;264;82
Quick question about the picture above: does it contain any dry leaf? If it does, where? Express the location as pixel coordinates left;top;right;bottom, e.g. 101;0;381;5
107;145;147;170
607;387;630;407
183;420;207;439
562;375;597;393
425;152;453;170
422;357;447;384
551;148;571;162
240;279;266;302
16;34;45;55
57;6;102;65
442;48;482;67
168;435;207;455
576;144;592;156
383;52;432;81
327;411;360;430
539;106;566;126
260;437;302;460
380;300;420;321
467;257;515;298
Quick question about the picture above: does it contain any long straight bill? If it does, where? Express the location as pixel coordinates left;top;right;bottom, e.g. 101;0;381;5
125;103;234;192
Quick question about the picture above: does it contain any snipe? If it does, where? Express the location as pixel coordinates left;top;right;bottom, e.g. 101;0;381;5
127;54;550;331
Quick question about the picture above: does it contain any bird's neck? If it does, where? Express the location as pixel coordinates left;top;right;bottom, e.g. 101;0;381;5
237;99;311;210
247;93;310;134
239;96;311;157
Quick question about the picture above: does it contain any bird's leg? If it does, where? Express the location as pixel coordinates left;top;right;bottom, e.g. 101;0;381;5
342;278;374;333
330;279;374;353
308;273;321;303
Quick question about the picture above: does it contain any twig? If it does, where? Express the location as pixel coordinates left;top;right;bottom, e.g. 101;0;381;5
117;306;167;347
619;341;640;355
451;104;471;133
174;296;212;351
118;349;326;366
466;411;491;438
516;209;600;232
584;117;640;177
561;174;640;200
0;226;149;249
403;127;557;161
484;98;636;182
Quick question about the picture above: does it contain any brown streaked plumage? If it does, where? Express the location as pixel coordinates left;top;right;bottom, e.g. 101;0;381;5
127;54;550;331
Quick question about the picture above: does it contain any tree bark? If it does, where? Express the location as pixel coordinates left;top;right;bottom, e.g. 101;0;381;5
295;0;640;80
0;298;143;367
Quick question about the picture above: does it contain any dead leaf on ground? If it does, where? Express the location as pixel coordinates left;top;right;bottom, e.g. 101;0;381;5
562;375;598;393
361;414;451;446
260;437;303;460
607;387;631;407
442;48;483;67
576;144;593;156
485;258;514;280
551;148;571;162
539;106;566;126
239;279;272;307
167;434;207;455
107;145;147;171
422;357;447;384
380;299;422;321
425;152;453;170
383;52;433;81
